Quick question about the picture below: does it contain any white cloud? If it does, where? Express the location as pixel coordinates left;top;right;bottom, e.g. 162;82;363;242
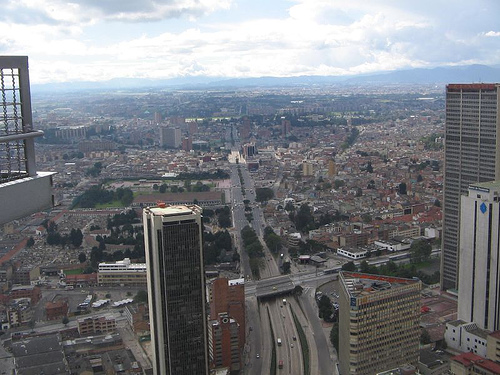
2;0;499;83
484;31;500;37
5;0;233;24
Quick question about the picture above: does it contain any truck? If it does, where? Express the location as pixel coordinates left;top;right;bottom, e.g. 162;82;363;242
277;338;282;346
278;360;283;369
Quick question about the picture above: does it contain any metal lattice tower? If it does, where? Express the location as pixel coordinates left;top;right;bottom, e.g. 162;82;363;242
0;56;43;183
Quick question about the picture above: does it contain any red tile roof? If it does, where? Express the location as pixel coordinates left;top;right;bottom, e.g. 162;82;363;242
451;352;500;373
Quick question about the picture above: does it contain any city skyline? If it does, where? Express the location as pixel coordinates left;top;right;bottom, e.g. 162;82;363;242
1;0;499;84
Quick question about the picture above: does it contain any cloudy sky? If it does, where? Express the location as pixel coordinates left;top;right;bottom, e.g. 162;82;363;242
2;0;499;83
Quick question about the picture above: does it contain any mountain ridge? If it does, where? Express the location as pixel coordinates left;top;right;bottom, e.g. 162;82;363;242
32;64;500;93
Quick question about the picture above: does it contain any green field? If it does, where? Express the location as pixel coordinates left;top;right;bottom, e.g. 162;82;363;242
95;200;125;208
64;268;83;275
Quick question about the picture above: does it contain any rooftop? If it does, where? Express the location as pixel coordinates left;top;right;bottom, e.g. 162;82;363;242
469;180;500;192
340;271;420;298
147;204;201;217
451;352;500;373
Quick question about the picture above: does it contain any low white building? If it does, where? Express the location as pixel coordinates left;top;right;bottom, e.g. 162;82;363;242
337;247;367;260
444;320;488;357
374;239;411;252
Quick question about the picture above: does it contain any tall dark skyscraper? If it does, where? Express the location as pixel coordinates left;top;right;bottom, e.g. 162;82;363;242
143;205;209;375
441;83;500;290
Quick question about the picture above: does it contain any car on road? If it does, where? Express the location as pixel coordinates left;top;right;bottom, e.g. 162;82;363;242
256;353;260;359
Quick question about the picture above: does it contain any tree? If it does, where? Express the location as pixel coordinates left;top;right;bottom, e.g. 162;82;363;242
282;262;291;274
255;187;274;202
366;161;373;173
341;261;356;272
294;203;315;232
334;179;345;189
134;290;148;303
78;252;87;263
420;328;431;344
70;228;83;248
318;295;334;322
399;182;407;195
159;184;167;193
330;323;339;352
359;260;370;273
46;232;62;245
417;174;423;182
26;237;35;247
361;213;372;223
217;206;232;228
410;240;432;264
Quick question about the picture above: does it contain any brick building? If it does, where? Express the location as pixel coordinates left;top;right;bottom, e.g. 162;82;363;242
45;298;69;321
78;315;117;336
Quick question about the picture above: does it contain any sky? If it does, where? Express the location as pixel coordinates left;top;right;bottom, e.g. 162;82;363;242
1;0;500;84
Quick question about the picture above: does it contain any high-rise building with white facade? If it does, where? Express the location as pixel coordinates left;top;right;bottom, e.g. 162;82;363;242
458;181;500;331
0;56;54;225
143;204;209;375
441;83;500;290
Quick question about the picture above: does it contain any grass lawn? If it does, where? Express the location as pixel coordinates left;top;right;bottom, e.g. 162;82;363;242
95;200;125;208
64;268;83;275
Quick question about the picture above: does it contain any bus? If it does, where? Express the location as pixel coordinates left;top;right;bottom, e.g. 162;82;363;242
388;253;409;262
324;267;341;275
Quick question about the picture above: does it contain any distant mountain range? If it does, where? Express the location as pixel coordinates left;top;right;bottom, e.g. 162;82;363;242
32;64;500;93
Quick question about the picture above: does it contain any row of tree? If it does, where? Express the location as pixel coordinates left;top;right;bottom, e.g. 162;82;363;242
241;225;264;279
216;206;232;228
72;186;134;208
46;228;84;248
263;226;282;253
155;181;210;193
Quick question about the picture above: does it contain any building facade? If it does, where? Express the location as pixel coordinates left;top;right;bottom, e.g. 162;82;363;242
208;313;241;372
441;83;500;290
78;315;117;336
458;181;500;331
98;258;147;286
160;127;182;148
210;278;245;353
445;320;488;357
339;271;421;375
143;205;209;375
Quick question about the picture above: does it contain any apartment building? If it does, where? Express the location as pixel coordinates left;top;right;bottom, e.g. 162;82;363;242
339;271;421;375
